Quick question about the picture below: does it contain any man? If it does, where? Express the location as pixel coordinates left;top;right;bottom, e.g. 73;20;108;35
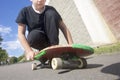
16;0;73;63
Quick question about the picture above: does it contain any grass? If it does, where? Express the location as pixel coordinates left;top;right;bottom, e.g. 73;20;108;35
94;41;120;54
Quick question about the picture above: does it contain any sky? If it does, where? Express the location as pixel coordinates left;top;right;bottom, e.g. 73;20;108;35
0;0;50;57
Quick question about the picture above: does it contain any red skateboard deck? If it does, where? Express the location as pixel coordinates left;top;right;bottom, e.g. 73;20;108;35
34;44;94;60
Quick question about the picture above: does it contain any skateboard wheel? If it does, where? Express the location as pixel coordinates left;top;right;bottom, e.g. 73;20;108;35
51;58;63;70
78;58;87;68
32;63;37;70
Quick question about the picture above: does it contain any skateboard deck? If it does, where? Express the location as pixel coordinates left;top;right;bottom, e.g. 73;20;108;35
32;44;94;70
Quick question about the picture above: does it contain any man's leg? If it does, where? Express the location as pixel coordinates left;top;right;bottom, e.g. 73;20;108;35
44;9;62;45
27;30;50;67
27;29;50;50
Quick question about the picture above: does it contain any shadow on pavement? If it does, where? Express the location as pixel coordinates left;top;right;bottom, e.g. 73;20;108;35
101;62;120;80
87;64;103;69
58;69;74;74
58;64;103;74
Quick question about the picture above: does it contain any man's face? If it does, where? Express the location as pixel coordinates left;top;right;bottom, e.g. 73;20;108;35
31;0;46;9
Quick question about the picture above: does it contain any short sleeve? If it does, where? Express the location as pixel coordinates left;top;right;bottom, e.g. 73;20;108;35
15;7;27;24
52;7;62;21
46;6;62;21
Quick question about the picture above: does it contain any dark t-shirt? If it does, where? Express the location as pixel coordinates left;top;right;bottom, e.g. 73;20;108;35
16;5;62;49
16;5;62;33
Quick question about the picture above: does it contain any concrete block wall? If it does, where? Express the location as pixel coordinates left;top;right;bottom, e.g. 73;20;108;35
94;0;120;40
49;0;93;45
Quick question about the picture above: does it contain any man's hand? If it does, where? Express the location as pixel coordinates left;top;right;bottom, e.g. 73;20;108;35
26;50;38;61
26;50;34;61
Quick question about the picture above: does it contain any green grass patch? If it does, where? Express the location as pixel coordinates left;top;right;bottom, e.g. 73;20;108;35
94;42;120;54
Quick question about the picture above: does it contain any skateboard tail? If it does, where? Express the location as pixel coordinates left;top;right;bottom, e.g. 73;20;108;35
72;44;94;53
34;50;46;60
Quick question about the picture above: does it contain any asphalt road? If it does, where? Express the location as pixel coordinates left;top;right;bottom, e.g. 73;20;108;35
0;53;120;80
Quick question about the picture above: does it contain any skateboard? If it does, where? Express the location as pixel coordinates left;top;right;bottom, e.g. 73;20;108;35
32;44;94;70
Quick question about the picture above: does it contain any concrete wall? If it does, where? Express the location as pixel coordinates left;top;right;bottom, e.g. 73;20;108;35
48;0;118;46
94;0;120;40
73;0;117;45
49;0;93;45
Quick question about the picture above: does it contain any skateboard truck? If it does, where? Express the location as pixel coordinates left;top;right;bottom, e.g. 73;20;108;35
51;57;87;70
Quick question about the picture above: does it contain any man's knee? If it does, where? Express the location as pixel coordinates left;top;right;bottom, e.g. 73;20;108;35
45;9;57;16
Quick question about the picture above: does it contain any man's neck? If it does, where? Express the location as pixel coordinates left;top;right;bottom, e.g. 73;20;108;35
32;5;45;14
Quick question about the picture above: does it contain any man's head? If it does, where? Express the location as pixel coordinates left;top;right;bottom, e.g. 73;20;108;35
30;0;46;10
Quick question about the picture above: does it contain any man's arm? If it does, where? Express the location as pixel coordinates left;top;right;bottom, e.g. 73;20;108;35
59;21;73;44
18;23;35;60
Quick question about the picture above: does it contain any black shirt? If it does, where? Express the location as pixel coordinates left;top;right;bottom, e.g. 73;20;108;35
16;5;62;33
16;6;45;33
